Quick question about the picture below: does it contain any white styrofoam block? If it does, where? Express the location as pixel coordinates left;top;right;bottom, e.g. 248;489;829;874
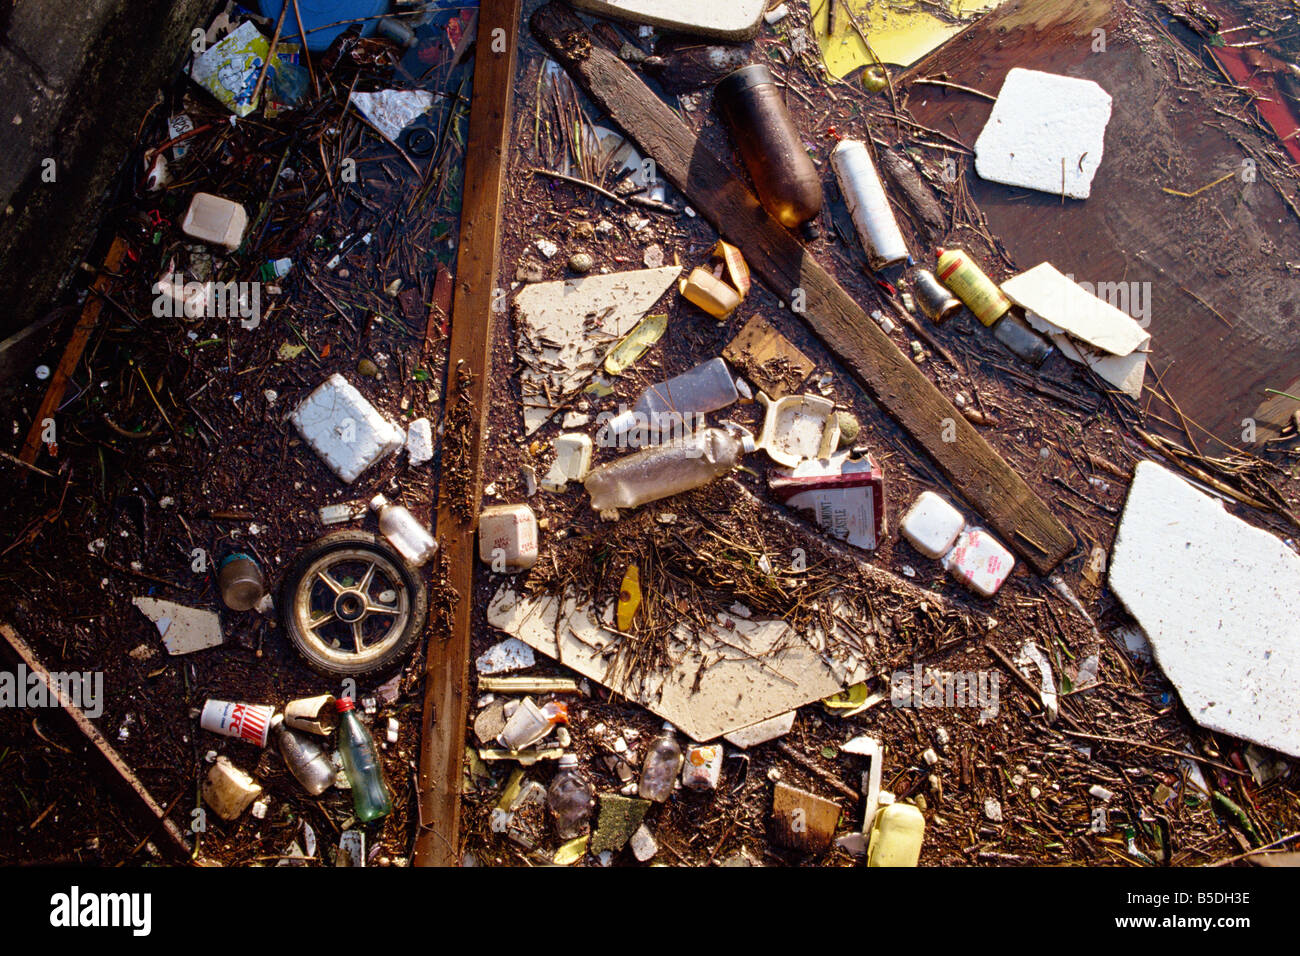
181;193;247;251
289;374;405;484
974;68;1113;200
1109;462;1300;758
943;528;1015;597
406;417;434;466
900;491;965;559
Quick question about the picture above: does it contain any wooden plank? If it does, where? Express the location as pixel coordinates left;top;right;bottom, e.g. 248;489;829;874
0;623;192;861
530;2;1073;574
18;235;128;466
413;0;522;868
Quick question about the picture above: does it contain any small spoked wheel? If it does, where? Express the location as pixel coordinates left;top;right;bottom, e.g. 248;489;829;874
280;531;428;677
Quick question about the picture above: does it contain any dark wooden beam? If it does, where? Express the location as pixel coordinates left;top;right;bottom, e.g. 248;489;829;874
414;0;522;868
0;622;192;862
18;236;128;467
530;2;1073;574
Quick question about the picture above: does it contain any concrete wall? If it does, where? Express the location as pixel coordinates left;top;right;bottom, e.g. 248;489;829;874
0;0;212;374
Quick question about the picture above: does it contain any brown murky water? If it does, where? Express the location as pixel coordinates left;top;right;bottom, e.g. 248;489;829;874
901;0;1300;451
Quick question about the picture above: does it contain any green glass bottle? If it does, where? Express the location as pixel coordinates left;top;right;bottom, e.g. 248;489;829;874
335;697;392;822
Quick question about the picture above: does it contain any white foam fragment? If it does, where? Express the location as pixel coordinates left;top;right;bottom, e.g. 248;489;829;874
289;374;405;484
630;823;658;861
1002;263;1149;356
541;433;593;493
974;68;1113;200
349;90;434;143
133;597;223;655
1109;461;1300;758
514;267;681;434
475;638;537;676
406;417;434;466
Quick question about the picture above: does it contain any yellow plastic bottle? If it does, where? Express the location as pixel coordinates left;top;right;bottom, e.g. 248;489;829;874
867;801;925;867
935;246;1011;327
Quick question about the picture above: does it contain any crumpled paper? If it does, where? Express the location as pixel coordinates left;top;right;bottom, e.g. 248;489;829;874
349;90;436;143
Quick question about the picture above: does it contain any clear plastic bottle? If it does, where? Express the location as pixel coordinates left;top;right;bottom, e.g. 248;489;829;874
369;494;437;566
585;424;755;513
334;697;392;822
546;753;594;839
608;358;740;437
638;722;683;802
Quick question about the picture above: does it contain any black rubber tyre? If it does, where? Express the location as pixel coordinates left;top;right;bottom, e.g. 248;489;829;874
279;530;428;677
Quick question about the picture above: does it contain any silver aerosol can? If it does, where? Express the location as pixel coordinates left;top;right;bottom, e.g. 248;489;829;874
832;139;909;270
271;714;335;796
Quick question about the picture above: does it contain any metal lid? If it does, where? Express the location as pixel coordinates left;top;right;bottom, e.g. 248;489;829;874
716;64;773;100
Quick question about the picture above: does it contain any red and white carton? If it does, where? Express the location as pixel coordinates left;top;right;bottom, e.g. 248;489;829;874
201;699;274;748
942;528;1015;597
769;450;885;551
681;742;724;790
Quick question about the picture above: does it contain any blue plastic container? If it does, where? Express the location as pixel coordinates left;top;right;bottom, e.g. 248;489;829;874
258;0;390;52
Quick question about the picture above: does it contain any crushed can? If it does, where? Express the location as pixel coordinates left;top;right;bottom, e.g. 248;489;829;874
912;269;963;324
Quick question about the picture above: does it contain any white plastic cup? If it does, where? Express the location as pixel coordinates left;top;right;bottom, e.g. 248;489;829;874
201;699;274;748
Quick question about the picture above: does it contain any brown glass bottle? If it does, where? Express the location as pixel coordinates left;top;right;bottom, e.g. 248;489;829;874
715;64;823;231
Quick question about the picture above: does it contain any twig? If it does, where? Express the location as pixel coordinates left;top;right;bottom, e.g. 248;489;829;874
252;1;291;111
911;77;997;101
1057;729;1245;776
530;167;628;206
0;449;56;479
1161;171;1235;198
291;0;319;99
1209;830;1300;867
774;741;860;801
